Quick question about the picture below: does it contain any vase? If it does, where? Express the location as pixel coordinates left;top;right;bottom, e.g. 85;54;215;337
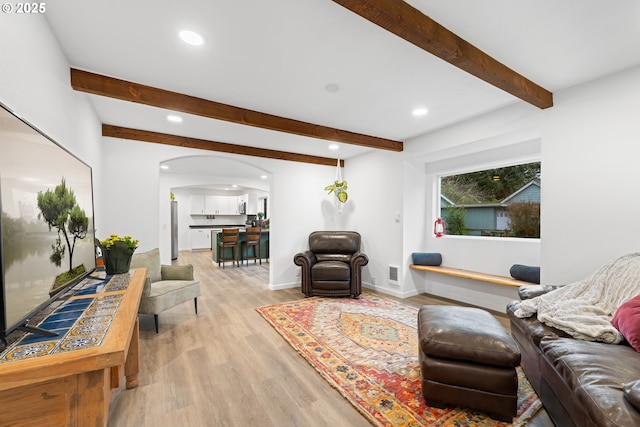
102;241;134;275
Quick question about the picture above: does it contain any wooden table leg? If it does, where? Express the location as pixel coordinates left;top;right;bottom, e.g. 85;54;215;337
125;318;140;389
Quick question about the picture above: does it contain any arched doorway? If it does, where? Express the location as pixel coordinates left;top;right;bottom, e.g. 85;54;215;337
158;155;271;268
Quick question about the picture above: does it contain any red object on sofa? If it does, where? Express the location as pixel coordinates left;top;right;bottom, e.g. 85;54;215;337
611;294;640;352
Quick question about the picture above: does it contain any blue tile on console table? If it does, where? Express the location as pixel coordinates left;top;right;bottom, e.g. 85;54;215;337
57;299;93;311
19;328;70;345
43;309;85;323
38;317;78;330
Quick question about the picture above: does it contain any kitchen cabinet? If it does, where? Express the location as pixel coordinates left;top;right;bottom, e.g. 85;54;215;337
204;196;218;214
190;228;211;250
212;195;238;215
246;193;258;215
190;195;205;214
225;196;240;214
191;195;241;215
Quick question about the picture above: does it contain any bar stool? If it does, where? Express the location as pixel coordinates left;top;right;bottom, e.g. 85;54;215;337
243;227;262;265
218;228;239;268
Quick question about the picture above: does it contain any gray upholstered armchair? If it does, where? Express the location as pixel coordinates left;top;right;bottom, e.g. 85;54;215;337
294;231;369;298
130;248;201;333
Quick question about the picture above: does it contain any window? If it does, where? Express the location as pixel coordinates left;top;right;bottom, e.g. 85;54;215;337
440;162;541;238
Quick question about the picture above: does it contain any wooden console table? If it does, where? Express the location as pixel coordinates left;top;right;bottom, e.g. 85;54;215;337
0;267;146;427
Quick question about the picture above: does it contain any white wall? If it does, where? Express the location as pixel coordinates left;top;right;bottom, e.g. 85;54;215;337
0;14;102;198
269;159;351;288
0;15;103;245
541;65;640;284
343;150;406;296
98;137;163;251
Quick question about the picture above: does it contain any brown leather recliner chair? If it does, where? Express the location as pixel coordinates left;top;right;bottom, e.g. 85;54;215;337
294;231;369;298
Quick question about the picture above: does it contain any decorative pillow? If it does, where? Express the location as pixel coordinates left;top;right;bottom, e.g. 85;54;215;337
624;379;640;411
412;252;442;266
161;264;194;281
130;248;162;283
509;264;540;284
611;295;640;352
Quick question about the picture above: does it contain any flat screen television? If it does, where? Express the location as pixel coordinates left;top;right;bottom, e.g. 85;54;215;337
0;101;96;347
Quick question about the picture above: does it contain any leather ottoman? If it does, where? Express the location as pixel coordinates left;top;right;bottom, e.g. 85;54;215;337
417;305;521;422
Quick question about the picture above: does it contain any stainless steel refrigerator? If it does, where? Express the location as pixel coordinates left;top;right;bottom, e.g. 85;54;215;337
171;201;178;260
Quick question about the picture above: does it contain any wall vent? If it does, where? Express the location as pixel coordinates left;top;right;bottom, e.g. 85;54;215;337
389;265;399;286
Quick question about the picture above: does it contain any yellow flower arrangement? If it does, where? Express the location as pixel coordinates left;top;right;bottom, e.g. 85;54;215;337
100;234;139;250
99;234;138;275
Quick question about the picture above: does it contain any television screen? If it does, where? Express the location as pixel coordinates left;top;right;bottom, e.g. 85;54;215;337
0;102;96;342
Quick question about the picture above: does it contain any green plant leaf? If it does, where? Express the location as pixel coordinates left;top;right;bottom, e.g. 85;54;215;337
325;181;348;202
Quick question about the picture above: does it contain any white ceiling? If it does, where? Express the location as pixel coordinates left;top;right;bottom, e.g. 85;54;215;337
45;0;640;166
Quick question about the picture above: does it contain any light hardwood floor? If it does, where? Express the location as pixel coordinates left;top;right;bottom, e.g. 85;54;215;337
106;250;513;427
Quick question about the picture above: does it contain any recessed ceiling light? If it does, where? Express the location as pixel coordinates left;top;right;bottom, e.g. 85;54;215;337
412;107;429;117
325;83;341;93
167;115;183;123
260;175;268;179
328;144;339;150
179;30;204;46
160;165;169;170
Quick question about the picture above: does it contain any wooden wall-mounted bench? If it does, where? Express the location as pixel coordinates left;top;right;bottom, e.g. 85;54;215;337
409;264;532;287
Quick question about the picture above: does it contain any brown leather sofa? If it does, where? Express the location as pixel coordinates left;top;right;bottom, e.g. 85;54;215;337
293;231;368;298
507;288;640;426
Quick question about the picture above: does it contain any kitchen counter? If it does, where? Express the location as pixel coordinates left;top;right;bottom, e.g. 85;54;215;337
190;225;248;250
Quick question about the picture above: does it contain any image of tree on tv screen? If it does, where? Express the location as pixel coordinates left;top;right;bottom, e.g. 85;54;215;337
37;177;89;273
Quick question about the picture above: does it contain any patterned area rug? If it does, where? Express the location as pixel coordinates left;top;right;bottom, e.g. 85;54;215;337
257;293;541;427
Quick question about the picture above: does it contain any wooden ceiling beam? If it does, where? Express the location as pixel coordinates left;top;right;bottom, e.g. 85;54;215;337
72;69;402;151
102;124;345;167
332;0;553;109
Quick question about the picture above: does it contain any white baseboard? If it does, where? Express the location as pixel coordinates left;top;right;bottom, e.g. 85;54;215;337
267;282;424;301
269;282;299;291
362;283;420;299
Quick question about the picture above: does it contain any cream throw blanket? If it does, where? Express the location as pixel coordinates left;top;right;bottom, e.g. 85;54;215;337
514;252;640;343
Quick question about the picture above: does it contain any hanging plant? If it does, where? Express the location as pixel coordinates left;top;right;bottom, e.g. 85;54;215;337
324;180;348;203
325;158;349;203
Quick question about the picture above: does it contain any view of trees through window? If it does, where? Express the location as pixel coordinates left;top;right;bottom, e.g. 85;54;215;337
440;162;541;238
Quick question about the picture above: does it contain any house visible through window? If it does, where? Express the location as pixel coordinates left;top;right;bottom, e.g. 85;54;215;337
440;162;541;238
